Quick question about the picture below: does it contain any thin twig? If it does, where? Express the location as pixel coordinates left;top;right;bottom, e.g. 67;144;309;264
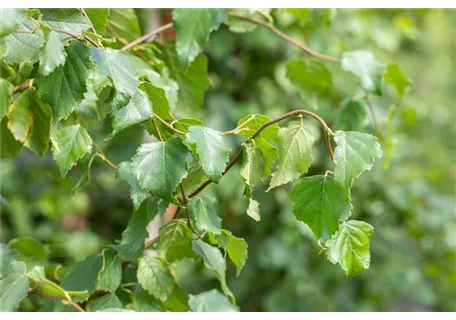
179;184;202;238
106;23;129;46
151;118;164;142
227;12;340;64
92;140;118;170
121;22;173;53
79;8;103;47
14;27;100;47
13;79;33;93
154;114;186;135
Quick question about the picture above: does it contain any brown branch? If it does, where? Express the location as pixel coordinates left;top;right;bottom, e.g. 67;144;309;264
92;140;118;170
151;118;164;142
29;290;85;312
13;79;33;93
154;114;186;136
228;12;340;64
79;8;103;47
14;27;100;48
106;23;129;46
179;184;202;238
189;109;334;198
121;22;174;53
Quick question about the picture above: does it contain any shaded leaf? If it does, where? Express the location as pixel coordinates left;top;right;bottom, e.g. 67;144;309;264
333;99;369;131
112;198;158;261
108;9;141;42
290;175;351;239
52;124;93;177
0;78;13;120
36;41;93;120
97;249;121;292
7;89;52;155
88;293;122;312
192;239;234;301
8;237;49;267
188;196;222;234
286;59;332;93
137;257;174;302
173;8;227;68
132;287;165;312
84;9;109;34
117;161;150;210
157;219;196;262
91;47;139;108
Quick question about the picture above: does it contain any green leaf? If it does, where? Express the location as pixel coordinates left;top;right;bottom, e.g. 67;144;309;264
163;44;211;111
137;257;174;302
333;99;369;131
210;230;248;276
40;9;91;39
108;87;153;139
60;254;103;301
112;198;158;261
7;89;52;155
173;9;227;68
39;30;66;76
52;124;93;177
0;244;19;278
132;287;165;312
326;220;374;276
225;9;264;33
267;121;315;191
97;249;121;292
0;261;29;312
108;9;141;42
163;286;189;312
383;63;412;98
185;126;231;182
333;131;383;189
157;219;196;262
290;175;351;239
36;41;93;120
286;60;332;93
237;114;279;175
139;82;173;121
341;50;386;95
131;136;193;204
88;292;122;311
8;237;49;267
0;78;13;120
0;8;27;37
0;120;22;158
84;9;109;34
91;48;139;108
189;289;239;312
2;20;45;64
192;239;234;301
241;143;266;188
117;161;150;210
188;196;222;234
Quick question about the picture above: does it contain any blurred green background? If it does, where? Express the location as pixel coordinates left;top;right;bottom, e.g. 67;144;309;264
1;8;455;311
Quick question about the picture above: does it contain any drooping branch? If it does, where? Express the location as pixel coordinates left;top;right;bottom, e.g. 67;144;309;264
227;12;341;64
188;109;335;198
120;22;173;53
92;140;118;170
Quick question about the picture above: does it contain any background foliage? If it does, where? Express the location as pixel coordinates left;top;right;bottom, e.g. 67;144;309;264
1;8;455;312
